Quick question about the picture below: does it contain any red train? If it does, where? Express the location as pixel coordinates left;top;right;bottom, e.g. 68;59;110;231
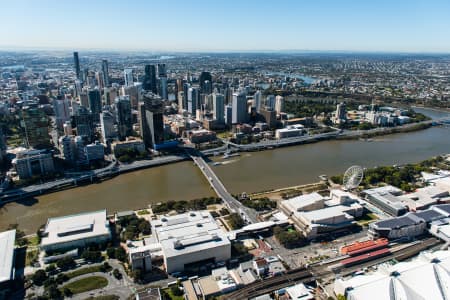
340;248;391;267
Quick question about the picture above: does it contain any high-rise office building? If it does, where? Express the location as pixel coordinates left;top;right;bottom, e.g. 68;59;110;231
225;104;233;126
334;102;347;124
140;93;164;148
159;77;168;100
101;59;110;87
95;71;104;90
266;95;275;111
21;106;51;149
73;106;94;141
53;97;70;131
142;65;157;93
124;69;134;87
187;87;199;114
177;91;184;113
73;52;81;80
157;63;166;78
212;93;225;124
88;89;102;120
183;83;190;111
254;90;262;113
199;71;212;93
232;92;248;124
115;96;132;141
275;95;284;115
100;111;117;143
59;135;76;164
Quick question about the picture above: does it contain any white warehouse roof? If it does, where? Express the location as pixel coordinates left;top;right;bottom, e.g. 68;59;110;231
41;210;110;249
0;229;16;283
153;211;230;259
335;250;450;300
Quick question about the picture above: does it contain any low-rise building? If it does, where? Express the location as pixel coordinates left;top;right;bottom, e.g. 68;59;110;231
151;211;231;274
334;250;450;300
12;149;55;179
84;141;105;162
294;204;363;238
0;229;16;299
188;129;217;144
279;192;325;216
368;204;450;239
112;138;146;156
363;186;408;216
275;125;303;139
40;210;111;252
129;245;153;272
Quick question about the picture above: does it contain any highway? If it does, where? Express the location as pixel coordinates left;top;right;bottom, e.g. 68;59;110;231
187;149;259;224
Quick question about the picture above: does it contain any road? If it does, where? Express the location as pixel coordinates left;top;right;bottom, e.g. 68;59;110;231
187;150;259;223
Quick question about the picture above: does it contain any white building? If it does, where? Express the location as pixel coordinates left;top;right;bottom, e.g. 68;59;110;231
0;229;16;298
40;210;111;252
279;192;325;216
334;250;450;300
275;125;303;139
151;211;231;274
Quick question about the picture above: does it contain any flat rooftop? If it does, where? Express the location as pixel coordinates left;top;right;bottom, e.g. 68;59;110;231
281;192;324;212
41;210;110;248
0;229;16;283
153;211;230;258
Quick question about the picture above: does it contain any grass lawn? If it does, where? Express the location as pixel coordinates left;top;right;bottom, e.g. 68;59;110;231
66;266;103;279
162;288;184;300
356;213;379;226
25;249;39;266
62;276;108;294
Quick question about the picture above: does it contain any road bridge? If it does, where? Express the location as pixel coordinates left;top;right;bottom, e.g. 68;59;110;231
187;149;258;223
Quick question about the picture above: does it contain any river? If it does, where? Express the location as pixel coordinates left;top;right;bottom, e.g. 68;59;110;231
1;107;449;233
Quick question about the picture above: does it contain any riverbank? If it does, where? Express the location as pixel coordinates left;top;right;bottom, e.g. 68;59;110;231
0;120;436;205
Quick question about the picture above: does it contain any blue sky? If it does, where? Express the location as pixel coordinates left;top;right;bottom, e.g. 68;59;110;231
1;0;449;52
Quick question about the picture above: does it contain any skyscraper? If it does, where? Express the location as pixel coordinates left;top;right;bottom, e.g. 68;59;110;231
266;95;275;111
140;93;165;148
101;59;110;87
187;87;199;114
100;111;117;143
124;69;134;87
275;95;284;115
88;89;102;120
159;77;168;100
157;63;166;78
54;97;70;131
73;106;94;141
199;71;212;94
21;106;51;149
73;52;81;80
115;96;132;141
142;65;157;93
254;90;262;113
232;92;248;124
212;93;225;124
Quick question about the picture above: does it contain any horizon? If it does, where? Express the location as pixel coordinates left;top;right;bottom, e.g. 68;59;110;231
1;0;450;53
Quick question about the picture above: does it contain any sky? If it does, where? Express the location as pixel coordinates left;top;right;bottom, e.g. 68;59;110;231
1;0;449;53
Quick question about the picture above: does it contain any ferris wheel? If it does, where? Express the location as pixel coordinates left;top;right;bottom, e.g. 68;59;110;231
343;165;364;190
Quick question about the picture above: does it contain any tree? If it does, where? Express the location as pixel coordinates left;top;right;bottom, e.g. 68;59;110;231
107;247;116;259
32;269;47;286
228;213;244;230
138;219;151;235
45;264;56;273
81;250;103;262
131;269;142;282
63;288;73;297
113;268;122;279
115;247;127;262
56;256;75;270
171;285;184;296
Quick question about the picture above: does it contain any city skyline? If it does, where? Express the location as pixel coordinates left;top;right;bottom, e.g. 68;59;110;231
1;0;450;53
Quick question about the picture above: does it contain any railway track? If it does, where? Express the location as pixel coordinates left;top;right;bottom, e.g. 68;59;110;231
225;238;440;299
